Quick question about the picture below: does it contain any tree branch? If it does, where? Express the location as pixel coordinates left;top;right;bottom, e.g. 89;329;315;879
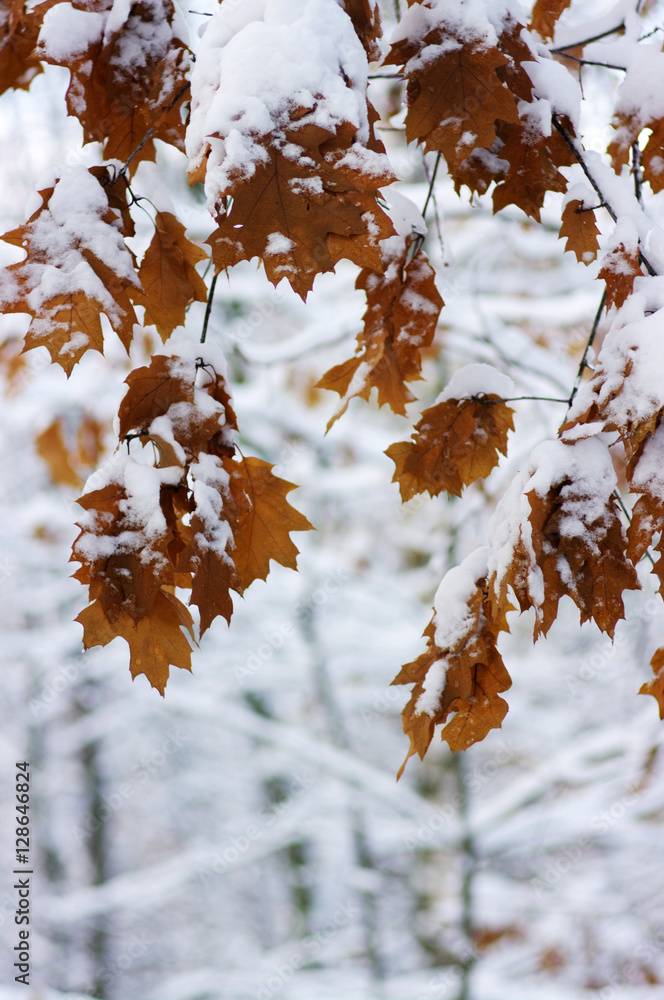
552;114;657;277
201;272;218;344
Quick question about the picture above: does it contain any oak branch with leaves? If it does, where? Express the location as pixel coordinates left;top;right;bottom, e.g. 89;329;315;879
2;0;664;774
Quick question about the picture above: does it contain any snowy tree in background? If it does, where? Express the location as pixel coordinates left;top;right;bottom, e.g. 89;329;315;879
1;1;664;998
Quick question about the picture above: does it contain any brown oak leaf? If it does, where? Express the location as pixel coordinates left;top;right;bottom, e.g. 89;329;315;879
225;456;314;591
342;0;382;61
386;395;514;501
77;590;195;695
492;117;571;222
490;439;640;640
0;169;141;374
0;0;43;94
207;134;394;300
598;242;642;310
640;647;664;719
137;212;208;341
386;28;519;172
317;242;443;424
35;0;190;170
393;553;512;776
530;0;572;40
559;198;600;264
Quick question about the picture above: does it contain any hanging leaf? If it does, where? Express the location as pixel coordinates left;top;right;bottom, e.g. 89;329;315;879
0;168;141;374
0;0;43;95
394;549;512;776
640;647;664;719
559;198;600;264
77;590;195;696
36;0;190;169
137;212;208;341
317;239;443;424
490;438;640;641
386;395;514;501
598;242;642;310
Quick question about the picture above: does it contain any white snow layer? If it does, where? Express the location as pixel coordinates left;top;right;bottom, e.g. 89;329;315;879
186;0;390;212
439;363;515;402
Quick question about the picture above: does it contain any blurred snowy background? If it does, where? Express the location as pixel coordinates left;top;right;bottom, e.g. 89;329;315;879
1;2;664;998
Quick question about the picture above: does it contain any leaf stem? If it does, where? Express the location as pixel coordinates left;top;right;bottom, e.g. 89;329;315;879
201;272;218;344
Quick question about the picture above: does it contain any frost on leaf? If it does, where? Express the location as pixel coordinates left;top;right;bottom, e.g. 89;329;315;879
562;297;664;462
317;232;443;424
607;47;664;186
385;7;519;174
0;166;141;374
137;213;208;341
598;243;642;311
393;548;512;776
559;198;600;264
0;0;43;94
75;350;312;676
36;0;190;169
640;647;664;719
489;438;639;641
186;0;394;299
386;394;514;501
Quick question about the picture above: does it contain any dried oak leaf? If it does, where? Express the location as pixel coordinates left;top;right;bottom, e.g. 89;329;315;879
0;0;43;94
72;475;187;624
36;419;81;488
530;0;571;40
178;457;239;634
641;120;664;193
385;28;519;172
137;212;208;341
119;355;194;440
559;198;600;264
118;354;236;462
207;128;394;300
490;439;640;640
342;0;382;61
386;395;514;501
394;557;512;775
492;117;572;222
640;647;664;719
0;168;141;374
77;589;195;695
36;413;105;489
225;456;314;591
35;0;190;170
598;242;642;310
317;243;443;424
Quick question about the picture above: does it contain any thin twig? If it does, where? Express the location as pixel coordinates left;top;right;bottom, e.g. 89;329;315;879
551;23;625;53
201;272;218;344
555;53;626;71
368;73;403;80
565;287;606;417
421;152;442;220
632;141;644;207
